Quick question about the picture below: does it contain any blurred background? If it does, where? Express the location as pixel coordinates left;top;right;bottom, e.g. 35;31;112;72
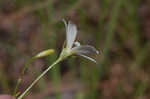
0;0;150;99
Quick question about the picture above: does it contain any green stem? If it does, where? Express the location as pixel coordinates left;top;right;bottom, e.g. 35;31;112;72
17;58;61;99
13;57;36;97
13;78;22;97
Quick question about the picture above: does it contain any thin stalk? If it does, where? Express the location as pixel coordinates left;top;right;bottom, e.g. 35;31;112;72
14;49;55;97
13;57;36;97
17;58;61;99
13;78;22;97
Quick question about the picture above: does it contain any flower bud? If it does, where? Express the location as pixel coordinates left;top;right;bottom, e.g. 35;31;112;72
34;49;55;58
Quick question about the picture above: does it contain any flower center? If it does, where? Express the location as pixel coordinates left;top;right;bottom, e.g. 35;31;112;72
59;48;73;61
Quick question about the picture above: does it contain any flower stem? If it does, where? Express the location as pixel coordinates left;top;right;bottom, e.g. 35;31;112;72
17;58;61;99
13;57;35;97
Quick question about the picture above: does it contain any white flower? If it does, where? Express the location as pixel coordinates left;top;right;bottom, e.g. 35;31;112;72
59;19;99;63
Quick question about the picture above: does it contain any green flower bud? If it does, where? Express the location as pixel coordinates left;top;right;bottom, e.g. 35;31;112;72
34;49;55;58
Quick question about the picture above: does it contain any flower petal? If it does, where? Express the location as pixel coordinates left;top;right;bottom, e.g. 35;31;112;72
63;19;77;49
77;54;97;63
72;45;99;54
62;19;67;28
